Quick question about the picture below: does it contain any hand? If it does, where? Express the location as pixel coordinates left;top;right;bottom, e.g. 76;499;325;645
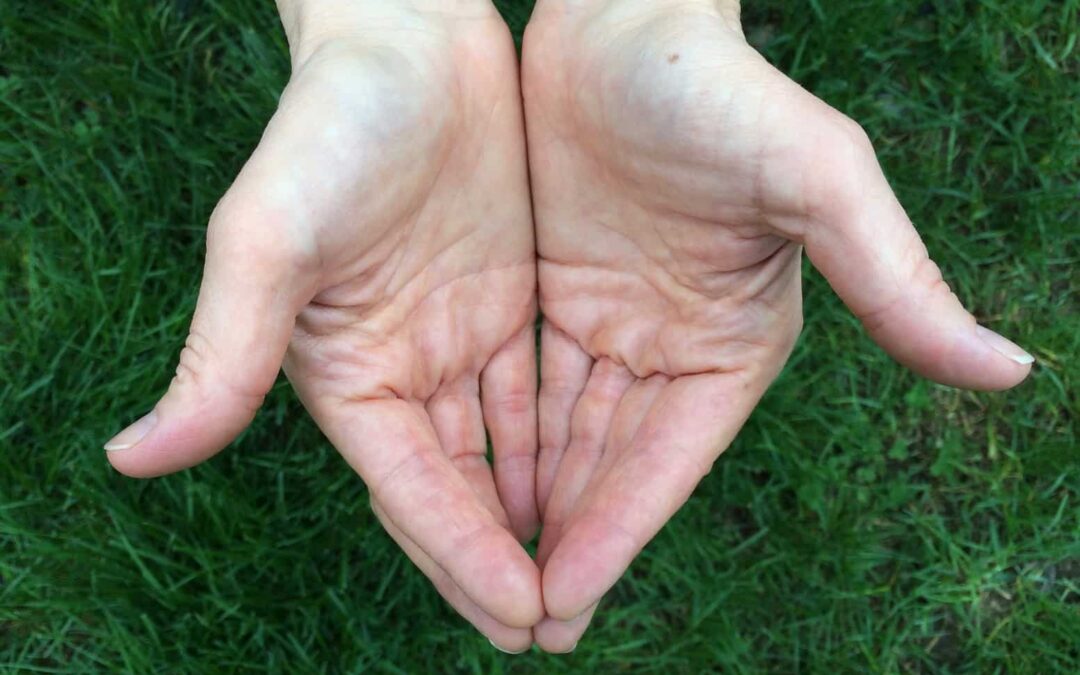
522;0;1033;651
105;0;543;651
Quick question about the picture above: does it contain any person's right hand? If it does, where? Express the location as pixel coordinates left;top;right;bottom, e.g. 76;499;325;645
105;0;543;651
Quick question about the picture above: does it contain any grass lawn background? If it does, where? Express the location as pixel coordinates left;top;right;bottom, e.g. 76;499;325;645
1;0;1077;671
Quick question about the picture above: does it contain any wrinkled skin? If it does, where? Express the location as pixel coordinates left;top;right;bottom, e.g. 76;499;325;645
523;0;1031;651
105;0;1033;655
107;4;544;651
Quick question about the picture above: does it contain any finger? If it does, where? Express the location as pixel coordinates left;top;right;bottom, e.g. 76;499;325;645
536;320;594;515
481;324;541;542
533;379;666;648
540;374;670;563
326;398;543;628
537;358;634;564
427;383;511;529
370;497;533;653
534;602;598;654
561;373;670;514
542;373;760;620
106;203;314;477
799;113;1033;391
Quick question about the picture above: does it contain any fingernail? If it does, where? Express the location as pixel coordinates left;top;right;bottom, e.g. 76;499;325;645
976;326;1034;365
488;638;528;655
551;642;578;654
104;410;158;451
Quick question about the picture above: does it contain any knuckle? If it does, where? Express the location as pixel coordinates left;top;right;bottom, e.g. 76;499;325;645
206;196;316;277
370;451;429;506
807;114;880;223
856;254;946;336
489;389;534;417
171;328;269;412
568;399;604;445
835;114;874;154
823;114;876;174
495;451;537;472
173;330;213;392
539;379;583;401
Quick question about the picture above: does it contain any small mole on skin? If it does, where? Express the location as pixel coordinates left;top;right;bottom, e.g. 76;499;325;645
667;53;680;64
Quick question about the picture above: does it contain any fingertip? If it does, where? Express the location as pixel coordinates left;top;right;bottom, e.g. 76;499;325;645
853;283;1035;392
516;565;548;630
104;410;166;477
541;558;592;622
370;496;536;649
534;596;598;654
971;325;1034;389
475;535;545;628
104;426;193;478
898;323;1035;392
540;596;583;624
488;637;532;655
540;511;643;621
511;517;540;545
502;562;546;628
534;604;595;654
105;417;174;478
103;410;157;452
104;401;250;478
975;325;1035;365
477;488;543;627
105;449;161;479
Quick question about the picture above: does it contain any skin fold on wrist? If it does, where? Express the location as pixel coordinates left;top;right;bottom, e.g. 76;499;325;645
275;0;501;66
531;0;743;36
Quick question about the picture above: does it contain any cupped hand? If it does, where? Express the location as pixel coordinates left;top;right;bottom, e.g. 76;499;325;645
522;0;1033;651
106;1;542;651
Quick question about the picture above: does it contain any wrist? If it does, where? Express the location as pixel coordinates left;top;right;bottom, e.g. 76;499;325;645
531;0;741;34
532;0;738;10
276;0;499;66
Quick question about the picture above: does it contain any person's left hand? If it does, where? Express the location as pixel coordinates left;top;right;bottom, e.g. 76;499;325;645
521;0;1033;652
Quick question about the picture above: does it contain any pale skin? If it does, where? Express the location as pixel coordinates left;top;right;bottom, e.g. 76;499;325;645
105;0;1033;654
106;0;545;651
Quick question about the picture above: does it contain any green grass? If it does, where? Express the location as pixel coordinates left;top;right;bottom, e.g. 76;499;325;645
1;0;1077;671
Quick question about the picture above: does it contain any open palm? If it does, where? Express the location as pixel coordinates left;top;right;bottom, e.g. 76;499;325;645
522;0;1032;651
106;5;542;651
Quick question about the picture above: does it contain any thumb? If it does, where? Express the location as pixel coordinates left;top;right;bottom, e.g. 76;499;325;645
106;204;315;477
801;118;1033;391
